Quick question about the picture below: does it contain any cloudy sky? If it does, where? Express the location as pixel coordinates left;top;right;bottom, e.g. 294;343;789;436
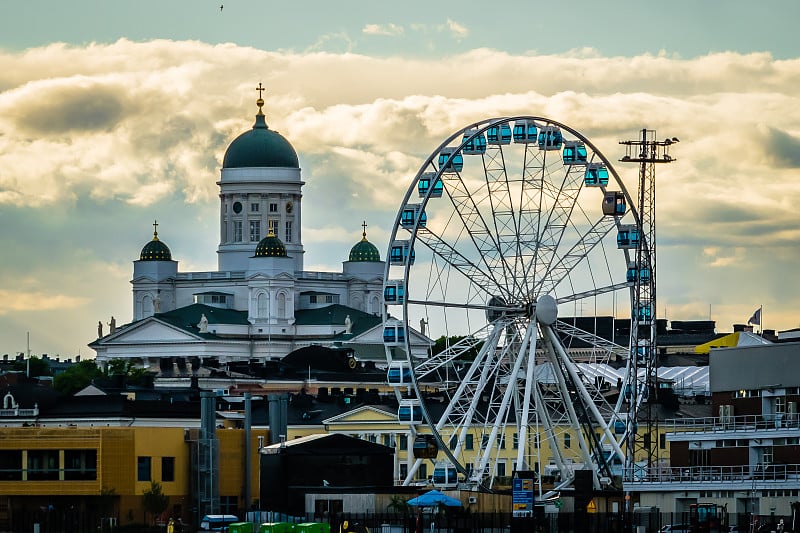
1;0;800;358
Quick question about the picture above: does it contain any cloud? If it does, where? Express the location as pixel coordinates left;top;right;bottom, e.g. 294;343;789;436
3;39;800;356
363;23;404;37
446;19;468;39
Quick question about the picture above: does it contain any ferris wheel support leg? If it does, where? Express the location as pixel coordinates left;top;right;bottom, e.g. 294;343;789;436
534;375;568;483
540;325;599;489
543;326;626;465
472;324;534;484
516;323;539;470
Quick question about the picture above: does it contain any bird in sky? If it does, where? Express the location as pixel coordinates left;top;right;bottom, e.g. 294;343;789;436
219;4;223;11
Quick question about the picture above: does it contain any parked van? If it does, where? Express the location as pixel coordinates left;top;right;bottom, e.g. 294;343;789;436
200;514;239;531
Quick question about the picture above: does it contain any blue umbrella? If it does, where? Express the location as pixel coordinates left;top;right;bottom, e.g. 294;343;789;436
407;490;462;507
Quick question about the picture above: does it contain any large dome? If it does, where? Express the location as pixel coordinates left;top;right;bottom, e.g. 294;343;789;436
140;225;172;261
255;231;288;258
222;103;299;169
348;228;381;262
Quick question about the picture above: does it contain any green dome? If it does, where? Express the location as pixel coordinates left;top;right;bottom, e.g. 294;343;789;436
140;236;172;261
223;113;299;169
255;231;288;258
349;231;381;262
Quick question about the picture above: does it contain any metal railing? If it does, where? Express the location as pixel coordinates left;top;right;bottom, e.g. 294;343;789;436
626;463;800;483
663;413;800;433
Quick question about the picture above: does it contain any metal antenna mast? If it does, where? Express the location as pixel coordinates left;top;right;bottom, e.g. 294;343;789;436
619;129;678;481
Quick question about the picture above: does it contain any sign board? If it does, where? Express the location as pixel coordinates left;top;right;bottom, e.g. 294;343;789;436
511;472;535;517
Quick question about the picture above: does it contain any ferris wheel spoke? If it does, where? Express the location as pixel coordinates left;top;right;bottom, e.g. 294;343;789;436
536;215;619;295
440;169;516;299
524;165;585;295
412;226;508;302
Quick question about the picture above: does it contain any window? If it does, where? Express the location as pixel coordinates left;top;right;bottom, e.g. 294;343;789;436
137;456;152;482
776;396;787;414
418;463;427;480
65;450;97;481
399;463;408;480
249;220;260;242
660;433;666;450
564;433;571;449
251;202;259;212
466;434;474;451
28;450;58;481
220;496;237;514
499;435;506;449
763;446;774;466
399;435;407;451
269;203;279;212
534;433;540;449
513;433;519;449
481;435;489;449
285;221;293;243
233;220;243;243
161;457;175;482
0;450;21;481
497;461;506;477
449;435;457;451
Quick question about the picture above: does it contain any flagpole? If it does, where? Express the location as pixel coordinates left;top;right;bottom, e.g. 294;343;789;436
760;305;763;337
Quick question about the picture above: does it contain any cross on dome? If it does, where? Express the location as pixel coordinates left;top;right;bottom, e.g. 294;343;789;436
256;82;266;115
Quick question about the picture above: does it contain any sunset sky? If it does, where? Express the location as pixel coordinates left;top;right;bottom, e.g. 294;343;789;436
1;1;800;358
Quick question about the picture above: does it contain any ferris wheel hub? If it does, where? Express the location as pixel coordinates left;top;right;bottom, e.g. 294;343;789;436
535;294;558;325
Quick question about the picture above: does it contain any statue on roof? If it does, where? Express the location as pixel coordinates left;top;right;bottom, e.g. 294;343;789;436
108;316;116;334
344;314;352;334
198;313;209;333
98;321;103;338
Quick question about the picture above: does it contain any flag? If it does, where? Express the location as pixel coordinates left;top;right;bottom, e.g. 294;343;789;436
748;307;761;326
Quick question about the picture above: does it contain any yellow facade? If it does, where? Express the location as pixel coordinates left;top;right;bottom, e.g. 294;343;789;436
0;425;267;529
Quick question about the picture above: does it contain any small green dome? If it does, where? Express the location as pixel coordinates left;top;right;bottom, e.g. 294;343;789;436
255;231;288;258
140;224;172;261
349;227;381;262
222;112;299;169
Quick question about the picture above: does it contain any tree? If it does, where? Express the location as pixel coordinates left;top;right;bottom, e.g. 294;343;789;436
11;356;51;378
53;360;103;395
142;480;169;525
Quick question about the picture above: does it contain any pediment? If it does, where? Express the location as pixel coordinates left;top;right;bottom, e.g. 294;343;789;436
246;272;295;282
323;405;397;425
99;319;200;344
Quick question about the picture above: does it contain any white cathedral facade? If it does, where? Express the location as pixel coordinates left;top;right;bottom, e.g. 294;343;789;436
90;95;414;369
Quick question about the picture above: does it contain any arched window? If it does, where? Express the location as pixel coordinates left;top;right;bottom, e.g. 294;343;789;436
257;292;269;318
350;294;363;312
142;295;153;316
277;292;286;319
370;295;380;315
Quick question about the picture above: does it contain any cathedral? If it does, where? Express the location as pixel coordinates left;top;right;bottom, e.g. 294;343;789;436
90;92;394;369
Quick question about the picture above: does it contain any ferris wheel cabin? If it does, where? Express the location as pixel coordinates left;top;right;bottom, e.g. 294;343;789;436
584;163;609;187
412;434;439;459
562;140;588;164
383;320;406;345
513;119;538;143
383;280;405;304
397;399;423;423
438;147;464;173
401;204;427;228
418;172;444;198
389;240;415;265
626;263;651;283
462;128;487;155
537;125;563;150
432;462;459;489
602;191;626;216
616;224;640;249
387;361;412;385
486;123;512;145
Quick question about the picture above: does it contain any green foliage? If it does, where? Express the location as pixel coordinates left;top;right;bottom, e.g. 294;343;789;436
431;335;483;360
387;494;410;513
141;480;168;523
53;360;103;395
11;356;51;377
106;359;153;387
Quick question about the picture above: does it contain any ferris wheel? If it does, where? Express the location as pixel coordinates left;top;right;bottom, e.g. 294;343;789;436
382;116;648;492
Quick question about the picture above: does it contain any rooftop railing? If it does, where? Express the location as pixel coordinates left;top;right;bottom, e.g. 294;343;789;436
663;413;800;433
626;463;800;484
